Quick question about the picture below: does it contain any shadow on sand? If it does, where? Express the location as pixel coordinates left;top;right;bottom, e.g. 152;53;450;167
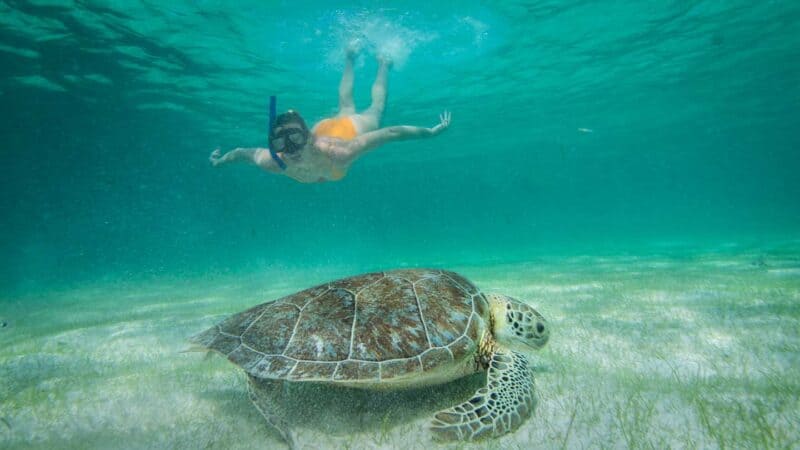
250;373;486;438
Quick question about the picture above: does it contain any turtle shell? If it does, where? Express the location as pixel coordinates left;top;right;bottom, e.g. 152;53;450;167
191;269;490;383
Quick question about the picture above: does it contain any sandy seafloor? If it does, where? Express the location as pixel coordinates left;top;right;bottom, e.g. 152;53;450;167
1;245;799;450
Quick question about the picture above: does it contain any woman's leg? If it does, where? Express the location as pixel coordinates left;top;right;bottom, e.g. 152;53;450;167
337;51;356;116
367;57;390;121
353;57;391;133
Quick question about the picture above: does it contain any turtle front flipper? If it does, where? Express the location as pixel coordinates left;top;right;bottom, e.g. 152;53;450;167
430;349;535;441
247;377;296;450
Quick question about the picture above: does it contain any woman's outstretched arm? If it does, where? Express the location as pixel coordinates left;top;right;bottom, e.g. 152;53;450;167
344;111;451;160
209;147;283;173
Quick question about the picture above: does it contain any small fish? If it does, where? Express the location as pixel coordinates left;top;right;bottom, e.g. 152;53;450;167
577;128;593;133
751;257;768;268
0;321;7;328
0;416;10;431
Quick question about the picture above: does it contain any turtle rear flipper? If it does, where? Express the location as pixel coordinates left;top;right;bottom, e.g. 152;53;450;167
430;350;535;441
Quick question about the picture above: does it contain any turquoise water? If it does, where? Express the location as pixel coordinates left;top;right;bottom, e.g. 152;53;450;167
2;1;798;289
1;1;799;449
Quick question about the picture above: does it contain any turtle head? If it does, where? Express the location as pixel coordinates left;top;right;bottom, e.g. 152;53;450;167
487;294;549;350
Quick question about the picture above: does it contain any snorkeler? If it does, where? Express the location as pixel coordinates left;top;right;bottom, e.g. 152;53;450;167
209;49;451;183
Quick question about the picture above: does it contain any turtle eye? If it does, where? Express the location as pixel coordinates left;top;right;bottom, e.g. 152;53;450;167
536;322;545;333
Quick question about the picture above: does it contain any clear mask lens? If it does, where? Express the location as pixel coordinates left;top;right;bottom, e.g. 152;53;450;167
288;132;306;145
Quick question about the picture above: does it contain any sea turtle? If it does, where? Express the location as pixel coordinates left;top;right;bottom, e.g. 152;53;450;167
190;269;549;447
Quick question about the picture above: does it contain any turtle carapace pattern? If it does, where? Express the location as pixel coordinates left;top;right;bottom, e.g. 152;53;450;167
191;269;549;447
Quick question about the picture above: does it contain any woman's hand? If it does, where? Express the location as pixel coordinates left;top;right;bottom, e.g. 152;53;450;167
209;148;223;167
430;110;452;135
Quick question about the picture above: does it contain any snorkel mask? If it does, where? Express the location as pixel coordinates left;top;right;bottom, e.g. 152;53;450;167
269;110;309;155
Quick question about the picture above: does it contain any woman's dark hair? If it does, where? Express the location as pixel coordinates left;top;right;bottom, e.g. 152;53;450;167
270;110;308;137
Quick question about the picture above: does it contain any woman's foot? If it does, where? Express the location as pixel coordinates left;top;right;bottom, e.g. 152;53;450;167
346;39;362;60
377;54;393;69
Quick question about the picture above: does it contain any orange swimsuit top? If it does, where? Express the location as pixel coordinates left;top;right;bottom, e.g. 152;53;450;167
314;117;358;140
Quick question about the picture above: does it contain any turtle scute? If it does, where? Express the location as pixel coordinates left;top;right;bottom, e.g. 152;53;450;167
192;269;487;383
